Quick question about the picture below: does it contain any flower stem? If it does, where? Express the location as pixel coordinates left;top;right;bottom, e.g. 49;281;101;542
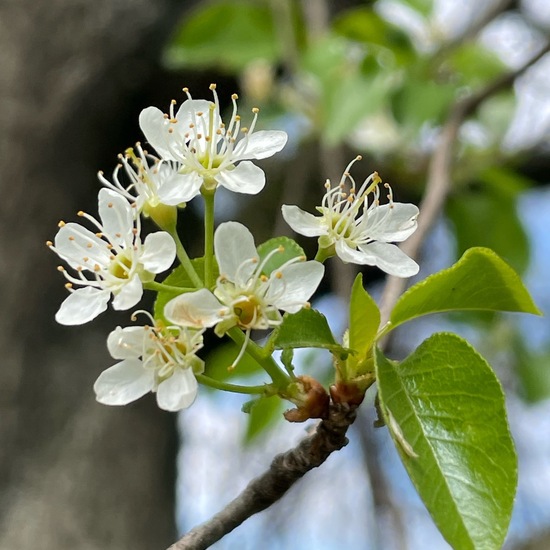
228;327;291;389
195;374;271;395
143;281;195;294
202;190;216;288
166;226;204;289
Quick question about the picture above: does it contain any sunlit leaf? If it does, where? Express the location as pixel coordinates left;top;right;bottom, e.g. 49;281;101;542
270;308;345;353
376;333;517;550
389;247;541;330
349;273;380;357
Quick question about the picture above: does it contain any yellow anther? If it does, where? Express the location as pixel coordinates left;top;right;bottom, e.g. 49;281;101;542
168;128;174;134
46;240;53;247
68;236;75;241
278;245;285;253
232;93;239;100
65;282;73;289
209;83;217;90
77;211;85;216
94;264;101;271
83;256;89;262
275;271;283;279
57;266;65;271
107;202;113;208
304;302;311;309
87;243;93;248
260;274;268;282
182;87;189;93
252;107;259;113
171;99;177;105
58;220;66;227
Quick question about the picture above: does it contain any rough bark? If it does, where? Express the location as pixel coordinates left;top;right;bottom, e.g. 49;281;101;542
0;0;183;547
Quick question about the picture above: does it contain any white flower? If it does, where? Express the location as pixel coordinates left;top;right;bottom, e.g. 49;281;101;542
98;143;198;212
94;318;204;411
138;84;288;198
281;157;419;277
164;222;324;366
48;188;176;325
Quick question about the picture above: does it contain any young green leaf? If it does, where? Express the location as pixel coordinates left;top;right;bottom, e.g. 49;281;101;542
257;236;305;275
244;395;284;444
389;247;541;330
270;308;345;353
375;333;517;550
349;273;380;357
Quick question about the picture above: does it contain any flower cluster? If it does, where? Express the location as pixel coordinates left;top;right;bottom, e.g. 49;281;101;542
48;85;419;413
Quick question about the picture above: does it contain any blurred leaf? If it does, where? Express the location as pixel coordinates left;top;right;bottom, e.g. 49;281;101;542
300;36;395;144
448;169;530;273
349;273;380;356
333;7;415;66
390;247;541;330
447;43;505;86
257;236;305;275
243;395;284;443
270;308;346;353
375;333;516;550
400;0;433;16
164;1;280;71
205;340;263;382
515;344;550;403
392;78;456;129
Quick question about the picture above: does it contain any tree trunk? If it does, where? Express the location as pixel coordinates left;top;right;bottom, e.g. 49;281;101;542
0;0;182;547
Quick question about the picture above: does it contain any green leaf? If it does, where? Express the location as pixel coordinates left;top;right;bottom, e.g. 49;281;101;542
163;1;281;71
257;236;305;275
389;247;541;330
333;7;414;67
204;341;263;382
270;308;345;353
244;395;284;443
447;169;530;273
349;274;380;356
153;257;217;323
375;333;517;550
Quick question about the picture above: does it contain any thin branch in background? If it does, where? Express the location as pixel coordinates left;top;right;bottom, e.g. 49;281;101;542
165;33;550;550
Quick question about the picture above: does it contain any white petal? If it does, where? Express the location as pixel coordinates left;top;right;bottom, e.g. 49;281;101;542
107;326;147;360
157;171;203;205
216;161;265;195
365;203;419;242
266;261;325;313
164;289;225;328
141;232;176;273
98;188;134;245
335;239;370;264
94;359;154;406
111;274;143;310
175;99;216;130
281;205;327;237
358;242;420;277
233;130;288;160
139;106;178;160
54;223;111;270
55;287;110;325
214;222;258;282
156;368;198;411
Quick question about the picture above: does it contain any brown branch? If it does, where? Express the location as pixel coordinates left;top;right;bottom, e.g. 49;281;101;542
379;40;550;325
168;402;358;550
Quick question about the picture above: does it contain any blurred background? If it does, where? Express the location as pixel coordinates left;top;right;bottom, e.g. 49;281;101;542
1;0;549;548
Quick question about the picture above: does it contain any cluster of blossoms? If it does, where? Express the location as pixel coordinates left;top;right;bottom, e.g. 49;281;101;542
49;84;419;413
